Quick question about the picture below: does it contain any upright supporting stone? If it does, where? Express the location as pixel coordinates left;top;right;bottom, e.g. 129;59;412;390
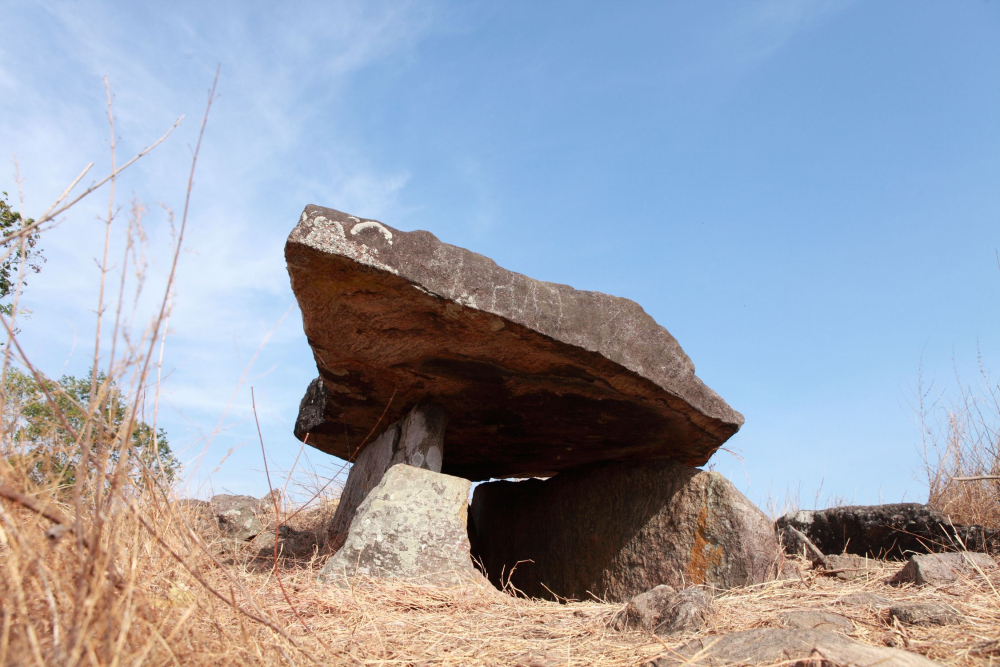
390;402;447;470
327;402;447;551
320;464;485;587
469;459;781;602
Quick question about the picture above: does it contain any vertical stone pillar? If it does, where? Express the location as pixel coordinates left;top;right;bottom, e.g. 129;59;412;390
327;402;447;551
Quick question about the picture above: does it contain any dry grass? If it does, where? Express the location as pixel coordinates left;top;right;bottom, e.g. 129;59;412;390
712;559;1000;667
0;76;998;666
6;478;1000;667
919;360;1000;530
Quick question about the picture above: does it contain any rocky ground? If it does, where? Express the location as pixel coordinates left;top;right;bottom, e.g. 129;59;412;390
186;495;999;667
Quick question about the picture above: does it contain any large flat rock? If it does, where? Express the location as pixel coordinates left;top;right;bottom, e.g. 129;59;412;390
650;628;939;667
777;504;999;558
287;205;743;480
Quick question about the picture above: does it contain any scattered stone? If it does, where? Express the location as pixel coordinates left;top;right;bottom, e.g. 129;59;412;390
890;603;963;626
837;592;892;608
648;628;939;667
286;205;744;481
778;610;853;633
510;651;561;667
252;525;316;560
819;553;876;581
325;401;447;551
176;498;210;513
889;552;996;586
777;504;997;558
210;494;265;541
319;464;485;587
469;459;782;602
777;523;876;581
175;498;216;534
654;588;712;636
610;585;676;631
611;585;711;635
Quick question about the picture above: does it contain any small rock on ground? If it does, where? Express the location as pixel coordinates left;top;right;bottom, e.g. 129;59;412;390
837;592;892;608
611;586;712;635
890;552;996;586
820;553;876;581
210;494;266;541
890;603;963;626
654;588;712;636
778;610;853;633
610;585;677;631
648;627;939;667
252;525;316;559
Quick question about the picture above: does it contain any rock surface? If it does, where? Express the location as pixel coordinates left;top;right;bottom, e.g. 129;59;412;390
649;628;939;667
778;524;826;563
837;592;892;608
777;504;996;558
890;603;963;627
819;554;876;581
777;611;853;633
286;205;744;480
326;402;447;551
611;586;712;636
468;459;781;602
252;525;316;560
210;494;267;541
320;464;484;587
653;588;713;636
889;552;997;586
610;585;677;631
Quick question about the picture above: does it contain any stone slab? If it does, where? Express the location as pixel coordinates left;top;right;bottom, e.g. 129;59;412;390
889;552;996;586
778;611;853;633
776;504;998;558
650;628;940;667
468;459;781;602
890;603;963;627
287;205;744;480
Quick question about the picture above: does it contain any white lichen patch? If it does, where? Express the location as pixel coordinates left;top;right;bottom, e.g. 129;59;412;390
301;213;399;276
456;292;479;309
350;220;394;245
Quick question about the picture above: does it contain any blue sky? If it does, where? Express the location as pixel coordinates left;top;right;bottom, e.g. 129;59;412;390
1;1;998;510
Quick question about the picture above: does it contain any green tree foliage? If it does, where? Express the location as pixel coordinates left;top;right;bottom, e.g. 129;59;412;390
0;191;45;317
2;367;181;489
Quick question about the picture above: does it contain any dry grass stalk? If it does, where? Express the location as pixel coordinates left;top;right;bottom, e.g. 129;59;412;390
918;362;1000;530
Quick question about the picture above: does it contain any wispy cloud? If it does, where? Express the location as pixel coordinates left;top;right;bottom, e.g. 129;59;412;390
702;0;852;75
0;0;442;496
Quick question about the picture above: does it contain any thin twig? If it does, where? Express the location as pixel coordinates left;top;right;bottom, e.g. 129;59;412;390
281;388;396;525
0;484;75;534
0;123;181;246
251;387;334;652
126;504;320;663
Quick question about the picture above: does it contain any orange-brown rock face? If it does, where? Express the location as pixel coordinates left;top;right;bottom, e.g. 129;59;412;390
286;205;744;480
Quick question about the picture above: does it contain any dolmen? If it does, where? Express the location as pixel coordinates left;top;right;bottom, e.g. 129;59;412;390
286;205;781;601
